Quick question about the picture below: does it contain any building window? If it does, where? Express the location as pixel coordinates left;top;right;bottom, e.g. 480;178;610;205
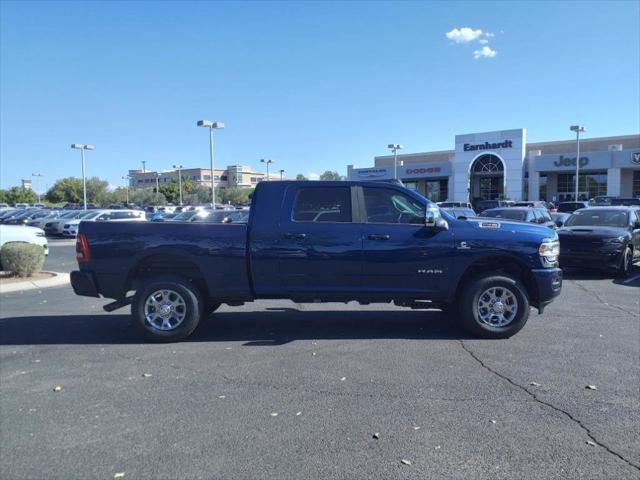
472;155;504;173
250;177;259;183
221;175;227;181
539;174;547;201
204;175;211;180
425;179;448;203
557;172;607;201
138;179;143;183
633;171;640;197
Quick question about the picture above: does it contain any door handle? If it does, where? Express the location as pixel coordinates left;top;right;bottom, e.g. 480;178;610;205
368;234;390;240
283;233;307;240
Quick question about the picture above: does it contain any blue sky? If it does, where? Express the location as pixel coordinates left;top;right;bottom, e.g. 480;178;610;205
1;0;638;191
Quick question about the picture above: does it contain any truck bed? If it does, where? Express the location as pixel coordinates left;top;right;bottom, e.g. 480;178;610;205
79;221;251;300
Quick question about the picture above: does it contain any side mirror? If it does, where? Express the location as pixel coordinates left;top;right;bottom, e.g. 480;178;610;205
425;211;449;229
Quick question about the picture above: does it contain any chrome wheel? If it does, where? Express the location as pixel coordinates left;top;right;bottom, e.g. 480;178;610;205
144;289;187;331
477;286;518;327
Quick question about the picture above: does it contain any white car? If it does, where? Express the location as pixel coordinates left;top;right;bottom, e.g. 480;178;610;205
62;209;146;237
0;225;48;256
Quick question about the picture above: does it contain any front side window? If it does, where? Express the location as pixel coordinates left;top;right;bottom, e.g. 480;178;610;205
363;187;425;224
293;187;352;223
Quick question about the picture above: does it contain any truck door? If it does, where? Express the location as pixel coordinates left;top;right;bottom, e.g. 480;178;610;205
278;185;363;295
359;185;454;296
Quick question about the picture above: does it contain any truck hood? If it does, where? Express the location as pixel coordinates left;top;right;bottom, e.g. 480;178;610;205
465;217;555;237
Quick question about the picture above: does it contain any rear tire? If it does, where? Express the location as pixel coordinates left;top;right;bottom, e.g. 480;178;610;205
132;275;203;342
459;274;530;339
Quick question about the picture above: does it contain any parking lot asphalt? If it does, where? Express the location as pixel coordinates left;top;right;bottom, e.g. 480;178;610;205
1;245;639;480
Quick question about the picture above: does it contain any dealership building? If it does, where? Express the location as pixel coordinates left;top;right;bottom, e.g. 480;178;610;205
347;129;640;203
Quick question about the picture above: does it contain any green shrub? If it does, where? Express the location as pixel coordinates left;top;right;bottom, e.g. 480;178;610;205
0;242;45;277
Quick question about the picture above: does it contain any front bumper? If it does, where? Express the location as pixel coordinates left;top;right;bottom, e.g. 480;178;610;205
531;268;563;313
70;270;100;298
560;249;623;271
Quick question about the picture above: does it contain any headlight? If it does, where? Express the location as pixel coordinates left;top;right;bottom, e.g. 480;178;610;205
539;238;560;267
603;236;626;244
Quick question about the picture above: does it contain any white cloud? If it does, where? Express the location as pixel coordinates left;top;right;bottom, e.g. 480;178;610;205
478;39;489;45
473;46;497;59
445;27;484;44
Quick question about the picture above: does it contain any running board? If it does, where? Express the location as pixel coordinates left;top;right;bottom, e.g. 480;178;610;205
103;296;133;312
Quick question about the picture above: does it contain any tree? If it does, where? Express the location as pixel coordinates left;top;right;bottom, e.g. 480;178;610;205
319;170;345;181
45;176;110;204
129;188;167;206
219;187;253;206
0;187;38;205
295;174;308;181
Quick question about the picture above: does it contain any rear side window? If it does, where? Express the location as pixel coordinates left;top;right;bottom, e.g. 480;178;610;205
293;187;352;223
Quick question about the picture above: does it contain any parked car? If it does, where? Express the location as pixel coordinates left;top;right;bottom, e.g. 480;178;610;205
150;211;178;222
165;210;208;222
557;207;640;276
0;203;10;209
3;210;52;225
610;197;640;207
14;203;30;209
44;210;96;236
513;201;553;211
474;200;509;213
437;202;473;209
71;180;563;342
0;224;48;255
479;207;556;229
590;196;616;206
33;203;46;209
28;210;64;229
557;201;589;213
62;209;146;237
550;212;571;228
441;207;476;220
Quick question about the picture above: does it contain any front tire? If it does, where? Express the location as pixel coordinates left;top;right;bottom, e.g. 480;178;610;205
616;247;633;278
459;274;530;339
132;275;203;342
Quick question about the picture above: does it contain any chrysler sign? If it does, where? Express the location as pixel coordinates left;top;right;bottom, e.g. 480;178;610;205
464;140;513;152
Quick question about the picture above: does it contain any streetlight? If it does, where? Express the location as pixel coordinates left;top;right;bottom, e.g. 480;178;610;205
279;169;285;181
31;173;43;203
387;144;403;180
261;159;274;181
155;172;161;192
197;120;225;207
172;164;184;206
71;144;95;210
570;126;585;201
121;176;130;204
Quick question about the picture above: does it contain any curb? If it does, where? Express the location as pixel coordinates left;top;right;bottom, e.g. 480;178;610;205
0;271;70;294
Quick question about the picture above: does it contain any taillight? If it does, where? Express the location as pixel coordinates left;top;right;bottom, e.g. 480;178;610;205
76;233;90;263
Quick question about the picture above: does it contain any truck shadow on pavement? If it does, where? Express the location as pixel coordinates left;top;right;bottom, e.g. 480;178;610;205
0;309;475;345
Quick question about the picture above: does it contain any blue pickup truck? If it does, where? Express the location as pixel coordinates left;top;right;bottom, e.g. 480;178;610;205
71;181;563;341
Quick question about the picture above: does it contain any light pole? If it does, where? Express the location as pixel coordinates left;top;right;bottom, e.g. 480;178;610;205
261;159;274;181
142;160;147;173
71;144;95;210
121;176;130;204
155;172;161;192
570;126;585;201
279;169;285;181
31;173;43;203
387;144;403;180
197;120;225;207
173;164;184;206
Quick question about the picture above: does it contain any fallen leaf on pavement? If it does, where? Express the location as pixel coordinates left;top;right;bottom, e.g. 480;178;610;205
372;432;380;439
585;385;597;390
340;377;346;381
52;386;63;392
401;459;412;466
296;412;302;416
270;412;278;417
413;426;420;430
141;373;152;378
490;420;497;424
114;473;125;479
218;395;226;399
586;441;596;447
529;382;541;387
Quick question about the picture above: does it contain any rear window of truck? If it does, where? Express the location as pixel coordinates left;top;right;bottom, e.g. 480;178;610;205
293;187;352;223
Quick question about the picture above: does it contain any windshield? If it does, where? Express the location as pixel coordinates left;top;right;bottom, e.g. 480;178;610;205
479;209;526;221
172;211;197;221
565;210;629;227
